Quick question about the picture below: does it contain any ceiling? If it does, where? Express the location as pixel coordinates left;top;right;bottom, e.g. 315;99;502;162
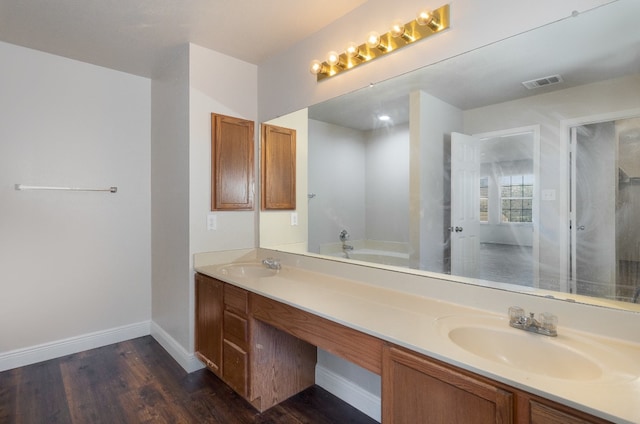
0;0;368;78
309;0;640;131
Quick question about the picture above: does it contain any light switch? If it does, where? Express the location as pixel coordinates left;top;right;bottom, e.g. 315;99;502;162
290;212;298;226
207;213;217;230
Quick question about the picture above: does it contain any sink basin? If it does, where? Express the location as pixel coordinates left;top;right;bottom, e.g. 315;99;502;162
218;262;278;279
436;315;636;381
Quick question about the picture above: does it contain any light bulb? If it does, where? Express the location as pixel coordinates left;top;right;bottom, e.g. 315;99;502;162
390;20;406;38
309;59;325;75
327;51;341;67
346;42;360;58
416;9;440;30
366;31;381;49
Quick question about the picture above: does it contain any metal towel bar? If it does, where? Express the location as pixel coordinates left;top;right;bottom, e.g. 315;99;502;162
15;184;117;193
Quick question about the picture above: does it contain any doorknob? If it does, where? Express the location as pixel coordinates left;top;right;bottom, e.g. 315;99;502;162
577;225;585;231
455;226;463;232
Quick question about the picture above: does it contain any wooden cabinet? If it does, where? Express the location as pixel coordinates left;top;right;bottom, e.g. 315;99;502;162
194;273;316;412
525;398;611;424
383;344;612;424
211;113;255;210
197;272;615;421
194;273;223;374
383;344;513;423
261;123;296;210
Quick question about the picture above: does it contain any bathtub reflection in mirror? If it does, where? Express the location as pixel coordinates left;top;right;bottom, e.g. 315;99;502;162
260;0;640;309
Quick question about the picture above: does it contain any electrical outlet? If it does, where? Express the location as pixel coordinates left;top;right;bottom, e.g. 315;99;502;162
542;189;556;201
290;212;298;226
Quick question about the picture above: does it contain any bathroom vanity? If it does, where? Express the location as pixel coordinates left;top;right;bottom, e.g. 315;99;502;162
194;250;640;423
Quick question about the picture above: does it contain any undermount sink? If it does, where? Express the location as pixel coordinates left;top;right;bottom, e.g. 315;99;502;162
436;315;636;382
218;262;278;279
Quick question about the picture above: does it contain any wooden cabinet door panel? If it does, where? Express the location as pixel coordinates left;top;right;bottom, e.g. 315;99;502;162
195;274;223;375
261;123;296;210
224;283;249;315
383;345;513;424
529;400;610;424
223;310;248;350
211;113;255;210
223;339;248;397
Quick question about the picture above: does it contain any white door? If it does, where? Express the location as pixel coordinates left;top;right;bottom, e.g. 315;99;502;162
570;123;616;297
451;132;481;278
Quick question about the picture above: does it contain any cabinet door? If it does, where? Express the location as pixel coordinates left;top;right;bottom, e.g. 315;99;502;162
529;400;610;424
223;339;248;397
211;113;255;210
383;345;513;424
195;274;223;375
261;123;296;210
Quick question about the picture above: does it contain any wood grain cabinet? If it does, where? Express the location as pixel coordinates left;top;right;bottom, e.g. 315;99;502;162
195;273;316;412
383;344;513;423
195;273;223;374
211;113;255;211
383;344;612;424
261;123;296;210
197;273;614;421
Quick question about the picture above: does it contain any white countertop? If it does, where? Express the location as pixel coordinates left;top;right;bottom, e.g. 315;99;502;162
195;250;640;424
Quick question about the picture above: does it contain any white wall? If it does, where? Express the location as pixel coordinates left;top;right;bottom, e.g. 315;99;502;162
0;41;151;369
151;43;259;370
307;119;367;253
410;91;463;272
150;45;191;361
365;124;410;243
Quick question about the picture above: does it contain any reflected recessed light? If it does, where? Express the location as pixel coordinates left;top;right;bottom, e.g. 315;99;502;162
378;115;391;121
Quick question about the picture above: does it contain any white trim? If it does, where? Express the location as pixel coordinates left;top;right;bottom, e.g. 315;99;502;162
315;364;381;423
150;321;204;373
0;321;151;372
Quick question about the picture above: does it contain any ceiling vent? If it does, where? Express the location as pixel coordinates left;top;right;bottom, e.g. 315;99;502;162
522;74;564;90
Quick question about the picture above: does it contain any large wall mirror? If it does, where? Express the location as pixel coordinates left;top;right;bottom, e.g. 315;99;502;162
260;0;640;311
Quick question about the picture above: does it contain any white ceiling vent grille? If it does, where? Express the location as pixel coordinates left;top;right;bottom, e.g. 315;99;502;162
522;74;564;90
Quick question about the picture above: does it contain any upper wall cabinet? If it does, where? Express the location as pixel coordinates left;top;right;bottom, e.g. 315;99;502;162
261;124;296;210
211;113;255;211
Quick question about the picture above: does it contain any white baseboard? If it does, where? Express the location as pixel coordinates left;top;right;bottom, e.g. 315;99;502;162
0;320;151;372
150;321;204;373
316;364;381;422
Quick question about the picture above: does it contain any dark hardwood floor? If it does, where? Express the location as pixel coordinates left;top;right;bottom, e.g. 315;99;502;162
0;336;379;424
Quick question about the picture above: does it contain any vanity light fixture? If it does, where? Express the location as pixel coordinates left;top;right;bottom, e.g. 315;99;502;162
309;4;449;81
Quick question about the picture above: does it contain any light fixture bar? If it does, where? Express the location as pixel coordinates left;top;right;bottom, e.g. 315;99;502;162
312;4;450;81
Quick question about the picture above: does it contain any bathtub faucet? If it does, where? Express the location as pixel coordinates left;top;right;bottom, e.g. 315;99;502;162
339;229;354;251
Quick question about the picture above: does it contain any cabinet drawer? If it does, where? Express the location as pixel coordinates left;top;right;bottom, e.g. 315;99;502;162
223;339;248;397
224;310;248;349
224;284;248;315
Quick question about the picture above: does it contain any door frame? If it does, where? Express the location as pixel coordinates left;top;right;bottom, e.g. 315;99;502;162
472;125;540;288
560;108;640;294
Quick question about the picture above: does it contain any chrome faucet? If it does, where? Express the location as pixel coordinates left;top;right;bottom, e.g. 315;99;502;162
508;306;557;337
261;257;281;270
339;229;354;251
